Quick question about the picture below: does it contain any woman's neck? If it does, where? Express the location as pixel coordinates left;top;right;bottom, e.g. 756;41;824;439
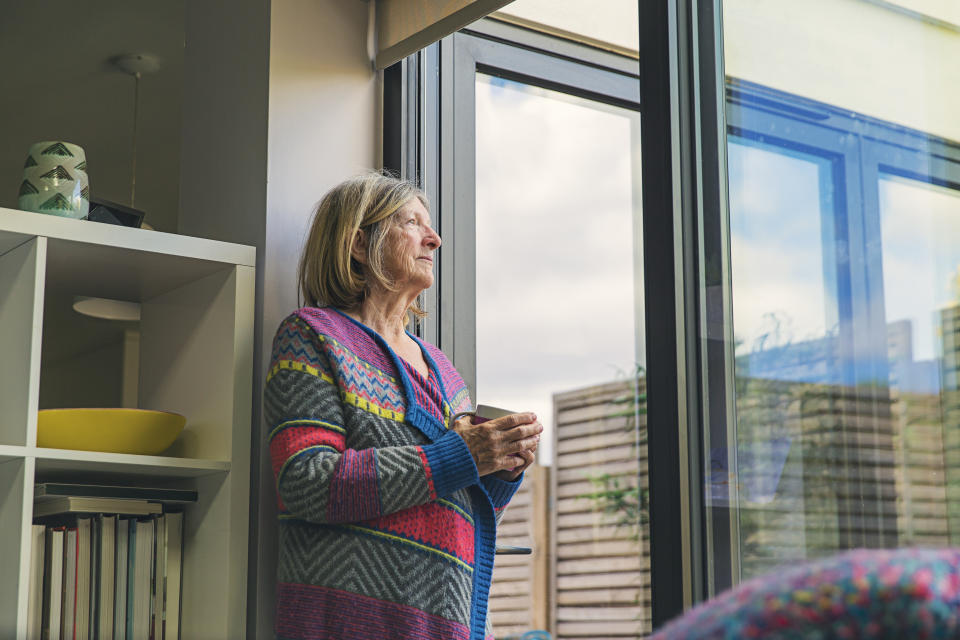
346;288;416;344
346;288;429;377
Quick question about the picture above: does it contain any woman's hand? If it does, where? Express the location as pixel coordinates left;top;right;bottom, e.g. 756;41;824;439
452;412;542;477
493;447;535;481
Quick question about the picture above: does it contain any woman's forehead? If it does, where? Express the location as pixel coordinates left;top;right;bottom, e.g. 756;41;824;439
400;199;432;224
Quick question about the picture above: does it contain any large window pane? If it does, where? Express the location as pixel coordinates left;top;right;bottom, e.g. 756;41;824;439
713;0;960;594
474;74;647;638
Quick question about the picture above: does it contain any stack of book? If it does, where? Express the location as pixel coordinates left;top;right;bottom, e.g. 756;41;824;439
27;483;197;640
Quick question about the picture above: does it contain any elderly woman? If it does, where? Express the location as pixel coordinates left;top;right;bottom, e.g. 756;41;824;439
265;172;542;640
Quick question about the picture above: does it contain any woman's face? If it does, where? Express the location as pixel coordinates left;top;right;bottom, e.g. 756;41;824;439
385;198;441;293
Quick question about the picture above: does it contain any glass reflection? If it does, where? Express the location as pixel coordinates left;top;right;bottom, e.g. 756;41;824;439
879;176;960;548
716;0;960;596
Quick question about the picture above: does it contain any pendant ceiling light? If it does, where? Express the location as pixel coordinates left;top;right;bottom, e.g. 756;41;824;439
110;53;161;209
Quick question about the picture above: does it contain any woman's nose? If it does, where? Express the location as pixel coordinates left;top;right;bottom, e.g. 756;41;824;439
425;228;441;249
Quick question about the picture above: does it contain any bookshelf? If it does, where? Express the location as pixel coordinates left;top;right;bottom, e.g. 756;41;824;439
0;207;255;639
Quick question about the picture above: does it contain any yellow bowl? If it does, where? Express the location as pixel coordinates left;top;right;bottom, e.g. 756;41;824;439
37;408;186;455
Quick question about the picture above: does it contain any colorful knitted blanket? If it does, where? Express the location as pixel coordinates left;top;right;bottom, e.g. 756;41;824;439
652;548;960;639
265;307;520;640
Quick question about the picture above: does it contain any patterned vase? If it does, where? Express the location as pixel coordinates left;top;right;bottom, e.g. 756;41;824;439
18;141;89;219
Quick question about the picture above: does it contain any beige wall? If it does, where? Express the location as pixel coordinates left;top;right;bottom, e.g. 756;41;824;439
256;1;379;636
263;0;379;341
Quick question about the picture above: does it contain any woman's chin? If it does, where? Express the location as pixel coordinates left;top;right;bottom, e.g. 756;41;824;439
394;274;433;295
414;275;434;291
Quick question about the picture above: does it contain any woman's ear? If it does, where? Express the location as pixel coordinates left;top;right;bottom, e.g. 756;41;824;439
350;229;367;264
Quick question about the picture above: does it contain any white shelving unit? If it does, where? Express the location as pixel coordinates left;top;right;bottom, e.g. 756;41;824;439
0;207;255;639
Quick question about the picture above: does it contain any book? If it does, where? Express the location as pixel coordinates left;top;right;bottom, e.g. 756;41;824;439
97;515;116;640
75;518;91;640
30;511;184;640
61;527;78;640
42;527;64;640
34;496;163;519
27;524;45;640
131;519;154;639
88;518;99;640
126;521;136;640
35;483;198;504
164;512;184;640
152;515;166;640
114;519;129;639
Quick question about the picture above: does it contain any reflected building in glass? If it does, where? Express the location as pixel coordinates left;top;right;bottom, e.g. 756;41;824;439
939;302;960;545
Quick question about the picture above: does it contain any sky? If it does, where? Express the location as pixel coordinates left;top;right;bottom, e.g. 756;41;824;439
879;175;960;362
728;140;831;354
474;75;642;464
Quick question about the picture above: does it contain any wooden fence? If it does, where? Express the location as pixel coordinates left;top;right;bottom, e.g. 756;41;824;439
490;377;650;639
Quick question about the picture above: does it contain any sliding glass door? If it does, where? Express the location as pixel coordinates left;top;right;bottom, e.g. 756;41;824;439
707;0;960;595
416;27;647;638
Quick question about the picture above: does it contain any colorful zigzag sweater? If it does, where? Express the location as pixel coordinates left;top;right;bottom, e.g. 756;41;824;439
265;307;521;640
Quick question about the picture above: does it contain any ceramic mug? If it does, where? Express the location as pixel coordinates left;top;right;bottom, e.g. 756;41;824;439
18;141;89;219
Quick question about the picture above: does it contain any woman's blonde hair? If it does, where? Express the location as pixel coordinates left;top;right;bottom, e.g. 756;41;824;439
298;171;429;320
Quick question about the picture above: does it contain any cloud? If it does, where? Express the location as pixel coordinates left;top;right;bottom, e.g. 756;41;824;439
474;78;643;464
879;176;960;360
728;142;831;351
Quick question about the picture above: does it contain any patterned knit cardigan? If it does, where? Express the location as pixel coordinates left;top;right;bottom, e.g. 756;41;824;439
264;307;521;640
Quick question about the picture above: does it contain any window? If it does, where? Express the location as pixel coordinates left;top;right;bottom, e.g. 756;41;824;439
475;72;645;638
389;22;648;637
711;2;960;595
387;1;960;635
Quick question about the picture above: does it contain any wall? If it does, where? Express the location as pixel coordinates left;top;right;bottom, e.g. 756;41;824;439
257;1;379;636
0;0;185;233
38;341;123;410
177;0;271;246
